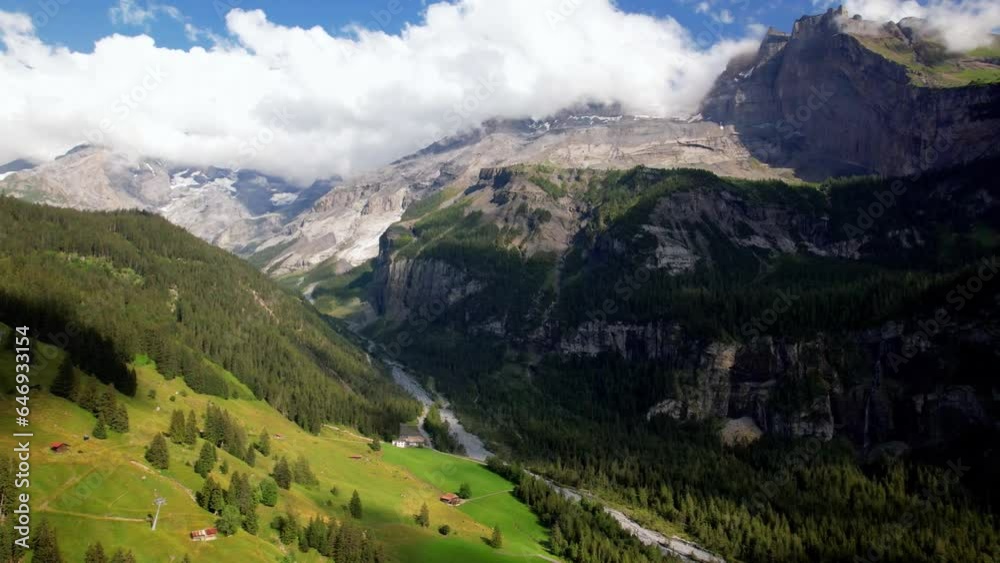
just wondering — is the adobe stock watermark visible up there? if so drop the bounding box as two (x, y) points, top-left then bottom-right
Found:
(748, 82), (836, 166)
(29, 0), (71, 29)
(774, 84), (835, 140)
(584, 259), (655, 325)
(884, 255), (1000, 373)
(83, 64), (168, 147)
(546, 0), (584, 27)
(739, 289), (799, 339)
(842, 130), (955, 241)
(691, 0), (752, 49)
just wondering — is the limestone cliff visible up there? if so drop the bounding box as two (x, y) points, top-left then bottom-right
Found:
(701, 8), (1000, 179)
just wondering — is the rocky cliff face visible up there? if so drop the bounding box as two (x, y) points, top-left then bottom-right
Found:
(559, 317), (997, 447)
(367, 163), (1000, 447)
(253, 112), (797, 275)
(701, 8), (1000, 179)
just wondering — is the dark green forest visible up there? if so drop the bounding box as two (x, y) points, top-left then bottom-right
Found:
(0, 197), (419, 436)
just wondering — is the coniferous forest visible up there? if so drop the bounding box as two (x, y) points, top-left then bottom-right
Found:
(0, 197), (419, 436)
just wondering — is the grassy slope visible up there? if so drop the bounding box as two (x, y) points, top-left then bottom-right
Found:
(381, 448), (550, 560)
(853, 34), (1000, 87)
(0, 348), (554, 562)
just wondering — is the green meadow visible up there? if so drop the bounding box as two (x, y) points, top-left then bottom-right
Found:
(0, 344), (556, 562)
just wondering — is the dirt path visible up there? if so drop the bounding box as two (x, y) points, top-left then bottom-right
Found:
(464, 489), (514, 503)
(131, 460), (196, 502)
(38, 466), (99, 510)
(323, 424), (373, 443)
(42, 509), (146, 523)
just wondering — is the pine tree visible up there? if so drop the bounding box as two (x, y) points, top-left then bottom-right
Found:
(227, 472), (259, 535)
(273, 456), (293, 489)
(78, 379), (99, 412)
(257, 429), (271, 456)
(197, 476), (219, 510)
(184, 410), (198, 445)
(323, 518), (339, 557)
(97, 384), (117, 422)
(278, 513), (299, 545)
(169, 410), (187, 444)
(0, 516), (24, 563)
(245, 444), (256, 467)
(108, 550), (136, 563)
(145, 433), (169, 470)
(220, 460), (229, 475)
(292, 454), (318, 486)
(84, 542), (107, 563)
(417, 502), (430, 528)
(209, 486), (226, 515)
(92, 415), (108, 440)
(550, 523), (567, 555)
(305, 516), (326, 551)
(216, 505), (242, 536)
(459, 482), (472, 499)
(349, 490), (363, 519)
(490, 525), (503, 549)
(259, 478), (279, 507)
(334, 521), (364, 562)
(112, 405), (130, 433)
(50, 357), (79, 399)
(194, 442), (217, 477)
(31, 519), (63, 563)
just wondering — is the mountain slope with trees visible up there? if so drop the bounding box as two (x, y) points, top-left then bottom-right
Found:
(0, 196), (419, 436)
(332, 159), (1000, 563)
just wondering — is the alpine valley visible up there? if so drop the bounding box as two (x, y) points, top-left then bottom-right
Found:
(1, 6), (999, 563)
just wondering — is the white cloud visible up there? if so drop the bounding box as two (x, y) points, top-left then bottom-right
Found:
(843, 0), (1000, 51)
(717, 9), (735, 24)
(109, 0), (182, 27)
(0, 0), (759, 185)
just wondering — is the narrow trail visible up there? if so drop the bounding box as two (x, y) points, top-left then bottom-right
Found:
(38, 467), (98, 511)
(41, 509), (147, 523)
(463, 489), (514, 503)
(323, 424), (373, 443)
(130, 460), (196, 502)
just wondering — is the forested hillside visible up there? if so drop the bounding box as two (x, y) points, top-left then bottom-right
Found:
(343, 161), (1000, 562)
(0, 197), (418, 436)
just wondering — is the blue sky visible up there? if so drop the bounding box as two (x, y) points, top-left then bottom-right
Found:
(0, 0), (819, 52)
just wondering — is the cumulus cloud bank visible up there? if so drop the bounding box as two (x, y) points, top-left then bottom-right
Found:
(0, 0), (758, 185)
(842, 0), (1000, 51)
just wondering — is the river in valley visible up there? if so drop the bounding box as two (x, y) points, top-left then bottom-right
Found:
(363, 338), (725, 563)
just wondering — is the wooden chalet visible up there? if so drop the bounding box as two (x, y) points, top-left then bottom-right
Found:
(392, 424), (427, 448)
(190, 528), (219, 542)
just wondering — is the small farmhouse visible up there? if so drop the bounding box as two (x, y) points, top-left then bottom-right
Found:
(49, 443), (70, 453)
(190, 528), (219, 542)
(392, 424), (427, 448)
(439, 493), (462, 506)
